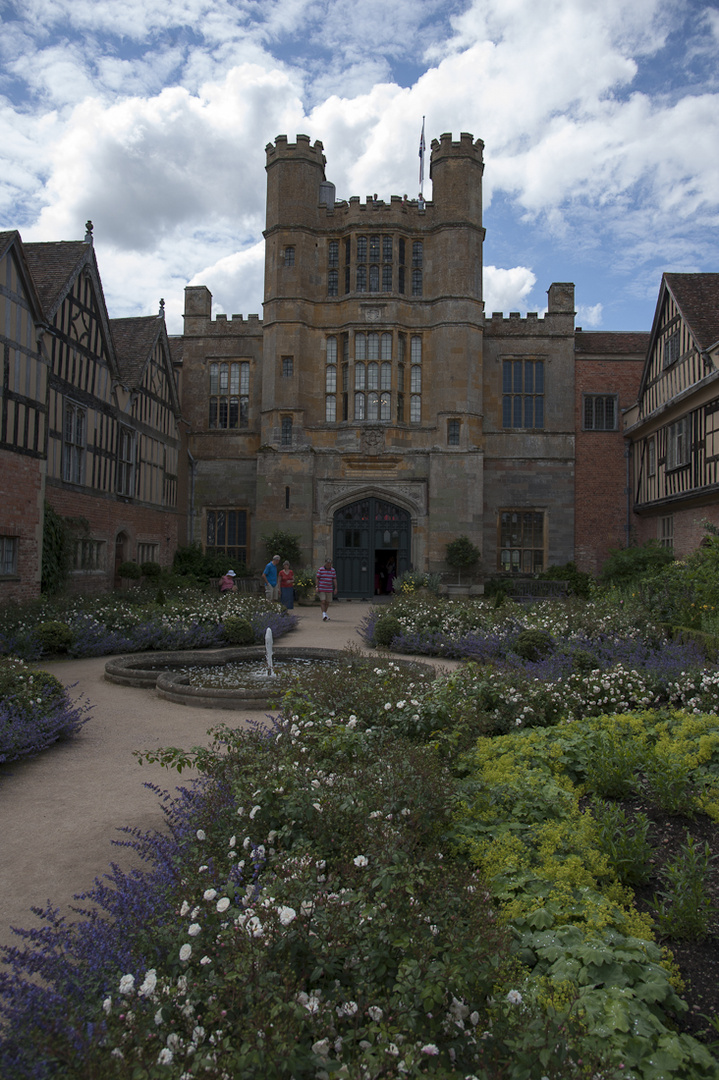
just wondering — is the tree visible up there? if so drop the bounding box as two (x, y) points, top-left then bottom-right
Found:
(261, 529), (304, 568)
(445, 535), (481, 585)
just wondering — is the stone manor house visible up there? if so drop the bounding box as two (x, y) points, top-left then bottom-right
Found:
(2, 131), (719, 600)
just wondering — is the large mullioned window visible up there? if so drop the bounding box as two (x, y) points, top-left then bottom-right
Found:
(499, 510), (545, 573)
(326, 234), (419, 295)
(502, 360), (544, 429)
(206, 509), (247, 564)
(209, 362), (249, 430)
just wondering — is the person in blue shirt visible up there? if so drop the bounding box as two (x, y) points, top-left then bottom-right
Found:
(262, 554), (281, 601)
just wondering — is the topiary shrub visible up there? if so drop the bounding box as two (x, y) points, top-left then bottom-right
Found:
(141, 561), (162, 580)
(513, 628), (553, 662)
(372, 615), (403, 648)
(33, 621), (74, 654)
(222, 617), (255, 645)
(445, 535), (481, 585)
(155, 587), (166, 606)
(118, 560), (142, 580)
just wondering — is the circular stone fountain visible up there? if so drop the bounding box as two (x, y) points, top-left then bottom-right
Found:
(104, 646), (434, 710)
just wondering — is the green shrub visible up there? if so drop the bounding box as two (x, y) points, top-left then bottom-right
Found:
(372, 615), (403, 647)
(172, 543), (248, 585)
(155, 587), (166, 606)
(599, 541), (674, 587)
(513, 627), (553, 661)
(540, 560), (593, 598)
(117, 560), (142, 580)
(140, 560), (162, 580)
(222, 616), (255, 645)
(32, 620), (74, 654)
(261, 528), (303, 568)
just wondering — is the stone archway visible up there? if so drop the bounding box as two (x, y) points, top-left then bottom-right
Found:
(332, 497), (411, 599)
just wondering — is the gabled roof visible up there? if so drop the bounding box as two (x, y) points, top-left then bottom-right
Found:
(22, 238), (119, 379)
(575, 331), (650, 356)
(0, 231), (45, 324)
(664, 273), (719, 352)
(638, 272), (719, 406)
(110, 315), (181, 417)
(22, 241), (92, 317)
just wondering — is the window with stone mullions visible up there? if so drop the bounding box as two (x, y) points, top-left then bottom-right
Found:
(206, 509), (247, 563)
(502, 360), (544, 429)
(209, 361), (249, 429)
(499, 510), (545, 573)
(326, 337), (337, 421)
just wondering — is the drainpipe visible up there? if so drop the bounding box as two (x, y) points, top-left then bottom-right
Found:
(187, 447), (197, 546)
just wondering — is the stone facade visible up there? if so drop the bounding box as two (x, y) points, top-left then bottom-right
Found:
(182, 131), (638, 594)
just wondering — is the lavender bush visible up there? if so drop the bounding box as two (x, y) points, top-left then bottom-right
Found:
(0, 592), (298, 660)
(0, 658), (90, 765)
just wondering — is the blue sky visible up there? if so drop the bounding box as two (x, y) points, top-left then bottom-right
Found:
(1, 0), (718, 334)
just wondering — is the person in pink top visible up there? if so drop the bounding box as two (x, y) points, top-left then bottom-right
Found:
(315, 558), (338, 620)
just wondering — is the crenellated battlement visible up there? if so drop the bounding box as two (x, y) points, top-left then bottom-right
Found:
(265, 134), (326, 170)
(430, 131), (484, 165)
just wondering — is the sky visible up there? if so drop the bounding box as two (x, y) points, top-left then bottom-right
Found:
(1, 0), (718, 336)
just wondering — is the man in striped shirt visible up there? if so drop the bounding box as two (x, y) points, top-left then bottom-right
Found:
(316, 558), (338, 620)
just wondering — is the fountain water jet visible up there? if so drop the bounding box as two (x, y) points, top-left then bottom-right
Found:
(265, 627), (275, 676)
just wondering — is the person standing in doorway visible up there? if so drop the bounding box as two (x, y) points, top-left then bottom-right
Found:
(262, 554), (281, 601)
(279, 560), (294, 609)
(316, 557), (338, 620)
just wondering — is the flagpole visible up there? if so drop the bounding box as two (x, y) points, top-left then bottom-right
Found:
(418, 116), (426, 198)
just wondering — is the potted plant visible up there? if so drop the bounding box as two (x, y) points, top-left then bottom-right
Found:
(294, 568), (317, 604)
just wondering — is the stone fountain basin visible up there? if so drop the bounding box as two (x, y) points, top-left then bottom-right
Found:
(104, 647), (434, 710)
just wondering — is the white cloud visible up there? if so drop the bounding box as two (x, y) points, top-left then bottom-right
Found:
(0, 0), (717, 334)
(577, 303), (603, 328)
(483, 265), (537, 315)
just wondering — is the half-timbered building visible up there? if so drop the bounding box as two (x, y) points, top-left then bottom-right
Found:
(0, 231), (48, 601)
(0, 228), (185, 596)
(624, 274), (719, 556)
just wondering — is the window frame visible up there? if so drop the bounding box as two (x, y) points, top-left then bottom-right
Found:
(582, 393), (618, 432)
(116, 425), (135, 497)
(208, 360), (250, 431)
(498, 509), (546, 574)
(63, 400), (86, 485)
(0, 536), (19, 576)
(502, 359), (545, 430)
(205, 508), (248, 565)
(281, 416), (293, 447)
(666, 416), (690, 470)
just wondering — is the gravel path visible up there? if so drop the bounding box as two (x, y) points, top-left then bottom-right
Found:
(0, 601), (400, 953)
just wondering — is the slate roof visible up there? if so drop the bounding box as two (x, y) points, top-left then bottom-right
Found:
(22, 241), (90, 316)
(664, 273), (719, 351)
(111, 315), (164, 388)
(575, 331), (650, 356)
(0, 230), (19, 258)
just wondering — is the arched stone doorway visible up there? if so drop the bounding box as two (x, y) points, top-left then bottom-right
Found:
(333, 497), (411, 599)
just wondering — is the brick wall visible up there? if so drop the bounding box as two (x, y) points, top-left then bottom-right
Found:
(575, 354), (644, 576)
(46, 483), (180, 596)
(0, 449), (44, 603)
